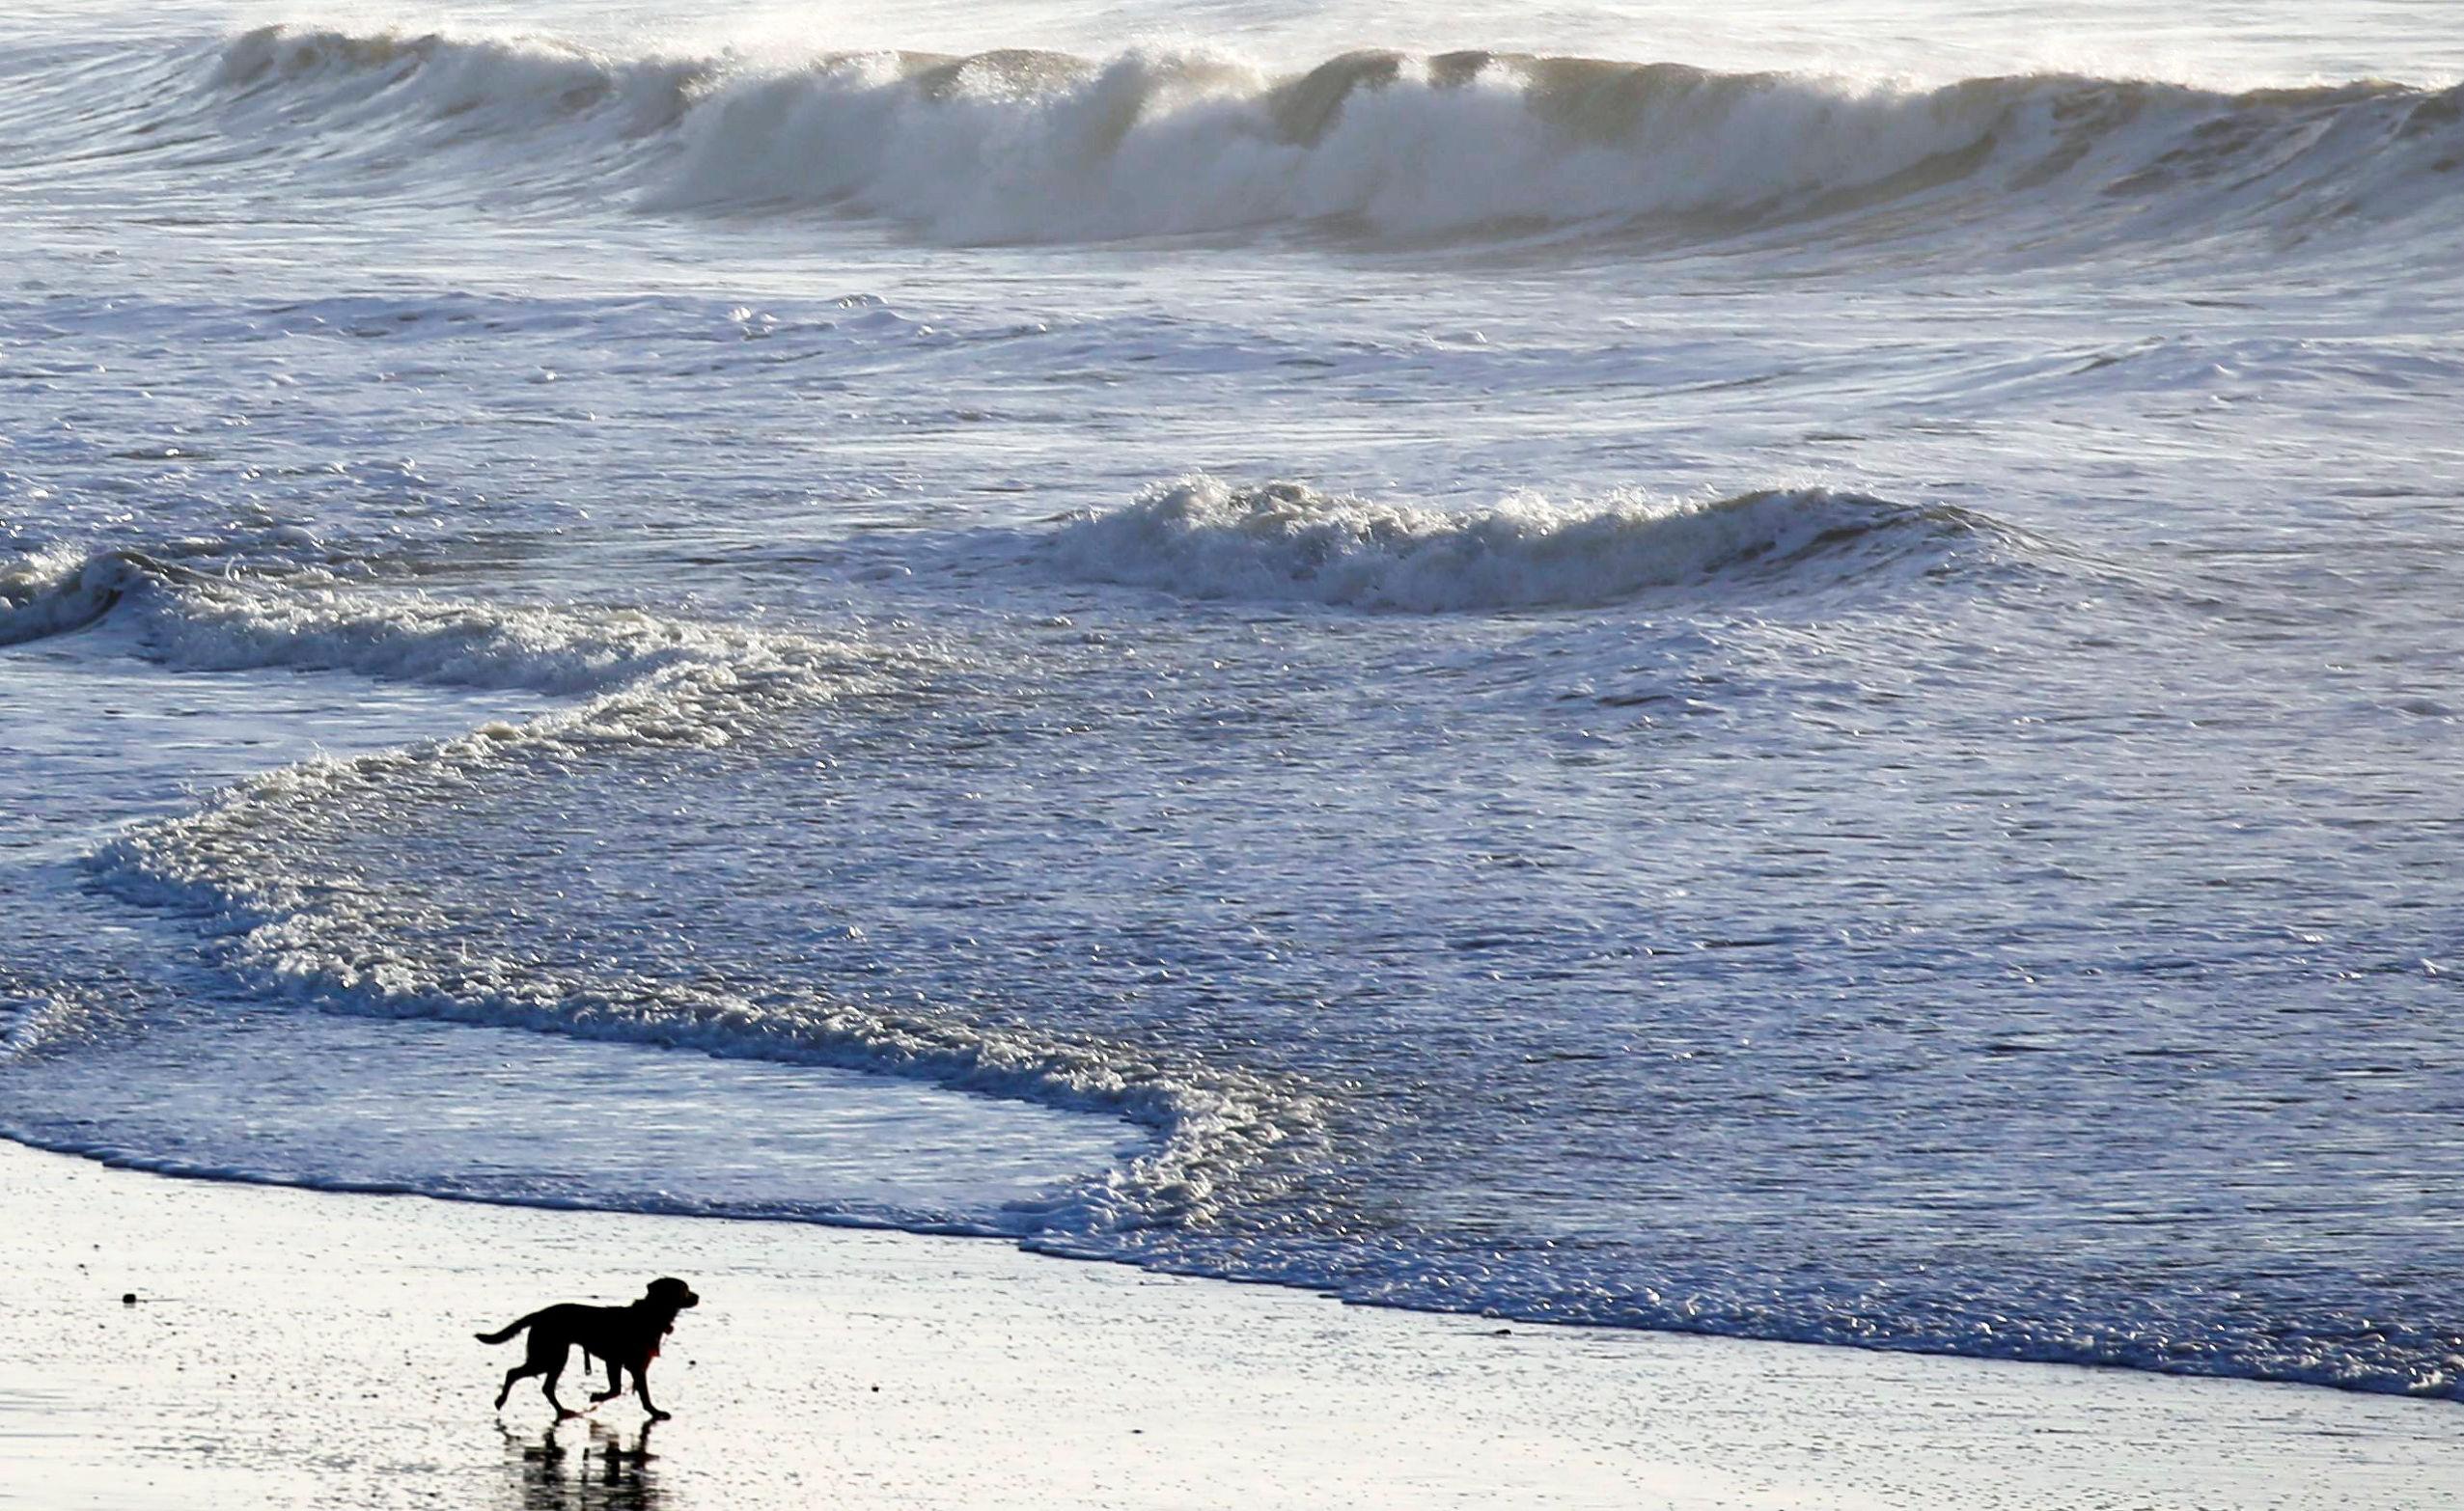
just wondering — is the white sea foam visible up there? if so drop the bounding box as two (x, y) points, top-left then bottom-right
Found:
(3, 553), (1318, 1237)
(1048, 478), (1993, 611)
(97, 759), (1317, 1236)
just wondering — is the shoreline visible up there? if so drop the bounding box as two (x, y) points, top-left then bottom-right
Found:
(6, 1139), (2459, 1510)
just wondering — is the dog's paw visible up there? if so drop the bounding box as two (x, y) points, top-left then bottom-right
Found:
(647, 1409), (673, 1421)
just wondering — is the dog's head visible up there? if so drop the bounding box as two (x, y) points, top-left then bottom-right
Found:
(644, 1277), (700, 1312)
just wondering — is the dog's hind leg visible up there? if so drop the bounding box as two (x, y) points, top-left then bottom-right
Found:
(494, 1363), (531, 1411)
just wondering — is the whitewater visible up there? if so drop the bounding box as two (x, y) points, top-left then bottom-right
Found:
(2, 0), (2460, 1405)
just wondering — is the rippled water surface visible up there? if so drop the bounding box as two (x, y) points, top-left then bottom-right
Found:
(3, 0), (2460, 1400)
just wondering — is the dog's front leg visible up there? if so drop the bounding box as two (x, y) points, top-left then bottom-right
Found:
(589, 1354), (623, 1405)
(632, 1367), (671, 1421)
(542, 1358), (579, 1420)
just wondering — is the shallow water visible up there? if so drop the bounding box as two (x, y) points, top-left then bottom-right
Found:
(3, 0), (2460, 1400)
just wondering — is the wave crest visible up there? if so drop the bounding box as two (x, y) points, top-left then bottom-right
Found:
(0, 545), (884, 709)
(127, 26), (2461, 251)
(1049, 479), (1994, 611)
(0, 546), (144, 647)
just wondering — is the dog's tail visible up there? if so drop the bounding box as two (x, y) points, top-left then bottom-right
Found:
(475, 1310), (547, 1346)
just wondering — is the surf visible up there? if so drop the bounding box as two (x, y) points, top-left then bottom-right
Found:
(1046, 479), (2011, 611)
(14, 22), (2456, 256)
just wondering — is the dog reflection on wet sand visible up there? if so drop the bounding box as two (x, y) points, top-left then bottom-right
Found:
(504, 1419), (661, 1511)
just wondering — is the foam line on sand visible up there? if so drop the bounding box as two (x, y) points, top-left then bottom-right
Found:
(2, 1140), (2457, 1510)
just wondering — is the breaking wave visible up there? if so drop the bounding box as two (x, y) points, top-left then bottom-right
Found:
(0, 543), (897, 715)
(17, 23), (2453, 253)
(1048, 478), (2002, 611)
(1, 546), (135, 646)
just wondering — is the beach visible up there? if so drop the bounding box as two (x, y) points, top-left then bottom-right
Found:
(7, 4), (2464, 1505)
(5, 1140), (2458, 1510)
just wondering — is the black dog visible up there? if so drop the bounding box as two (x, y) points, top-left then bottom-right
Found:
(478, 1277), (700, 1419)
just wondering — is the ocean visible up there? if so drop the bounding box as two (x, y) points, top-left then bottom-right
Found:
(3, 0), (2459, 1402)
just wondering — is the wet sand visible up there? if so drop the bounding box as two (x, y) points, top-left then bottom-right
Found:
(3, 1140), (2457, 1510)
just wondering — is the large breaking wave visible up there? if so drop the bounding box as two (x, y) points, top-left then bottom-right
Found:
(32, 22), (2461, 253)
